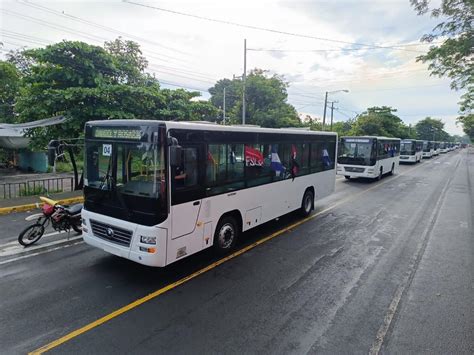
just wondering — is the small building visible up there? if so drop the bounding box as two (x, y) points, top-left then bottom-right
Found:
(0, 116), (67, 173)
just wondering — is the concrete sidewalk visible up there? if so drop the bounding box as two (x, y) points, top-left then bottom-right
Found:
(0, 190), (83, 215)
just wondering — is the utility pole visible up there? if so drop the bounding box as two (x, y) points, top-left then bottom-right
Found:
(223, 87), (226, 124)
(242, 38), (247, 125)
(322, 91), (328, 130)
(330, 101), (336, 131)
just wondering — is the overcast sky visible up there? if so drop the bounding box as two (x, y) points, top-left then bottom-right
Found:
(0, 0), (466, 135)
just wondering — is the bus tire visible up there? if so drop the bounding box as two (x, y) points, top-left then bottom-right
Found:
(377, 168), (383, 181)
(300, 189), (314, 217)
(213, 216), (239, 255)
(344, 176), (351, 180)
(389, 163), (395, 175)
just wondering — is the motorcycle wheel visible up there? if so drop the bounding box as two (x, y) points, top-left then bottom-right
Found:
(71, 222), (82, 235)
(18, 223), (45, 247)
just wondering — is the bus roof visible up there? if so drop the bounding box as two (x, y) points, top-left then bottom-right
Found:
(86, 119), (337, 137)
(340, 135), (400, 141)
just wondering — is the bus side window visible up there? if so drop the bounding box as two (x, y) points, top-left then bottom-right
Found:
(174, 147), (198, 188)
(322, 137), (336, 170)
(378, 142), (386, 159)
(206, 143), (245, 195)
(310, 142), (322, 173)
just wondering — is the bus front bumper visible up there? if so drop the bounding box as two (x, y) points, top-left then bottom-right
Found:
(82, 209), (168, 267)
(400, 155), (417, 162)
(336, 165), (377, 178)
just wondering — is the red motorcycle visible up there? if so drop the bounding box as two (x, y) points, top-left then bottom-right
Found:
(18, 196), (83, 247)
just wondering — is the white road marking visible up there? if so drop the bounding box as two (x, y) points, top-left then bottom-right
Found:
(0, 240), (84, 266)
(0, 231), (65, 257)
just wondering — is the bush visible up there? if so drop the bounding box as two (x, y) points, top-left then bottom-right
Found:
(18, 185), (61, 197)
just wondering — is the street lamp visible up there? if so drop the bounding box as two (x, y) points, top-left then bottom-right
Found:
(323, 89), (349, 130)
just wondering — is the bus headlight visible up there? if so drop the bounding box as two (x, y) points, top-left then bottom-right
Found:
(140, 236), (157, 245)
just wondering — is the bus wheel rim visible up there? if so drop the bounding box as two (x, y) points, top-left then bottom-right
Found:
(218, 223), (234, 249)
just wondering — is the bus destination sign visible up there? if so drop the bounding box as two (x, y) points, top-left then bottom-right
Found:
(93, 127), (142, 140)
(344, 138), (370, 143)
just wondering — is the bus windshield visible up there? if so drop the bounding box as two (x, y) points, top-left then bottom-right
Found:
(83, 133), (167, 226)
(400, 142), (414, 155)
(85, 141), (165, 198)
(338, 138), (374, 166)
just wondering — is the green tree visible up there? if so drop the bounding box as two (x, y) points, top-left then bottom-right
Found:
(158, 89), (218, 121)
(0, 61), (20, 123)
(457, 113), (474, 140)
(411, 0), (473, 130)
(415, 117), (450, 141)
(6, 48), (35, 76)
(15, 40), (166, 149)
(104, 37), (149, 85)
(208, 78), (241, 116)
(349, 106), (410, 137)
(330, 120), (354, 136)
(209, 69), (301, 127)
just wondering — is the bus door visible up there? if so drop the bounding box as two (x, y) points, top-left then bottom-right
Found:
(170, 144), (205, 240)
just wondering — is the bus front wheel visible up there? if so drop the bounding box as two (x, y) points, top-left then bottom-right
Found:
(213, 216), (239, 255)
(300, 189), (314, 217)
(389, 163), (395, 175)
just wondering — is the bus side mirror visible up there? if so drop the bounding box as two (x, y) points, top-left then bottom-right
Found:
(47, 140), (59, 166)
(170, 145), (182, 166)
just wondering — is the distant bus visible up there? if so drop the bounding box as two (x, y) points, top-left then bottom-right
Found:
(400, 139), (423, 163)
(439, 142), (448, 153)
(337, 136), (401, 180)
(433, 142), (440, 156)
(81, 120), (337, 267)
(422, 140), (434, 158)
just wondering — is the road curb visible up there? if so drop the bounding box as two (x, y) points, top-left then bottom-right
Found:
(0, 196), (84, 215)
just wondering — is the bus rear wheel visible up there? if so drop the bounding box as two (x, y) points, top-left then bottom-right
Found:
(344, 176), (351, 180)
(213, 216), (239, 255)
(300, 189), (314, 217)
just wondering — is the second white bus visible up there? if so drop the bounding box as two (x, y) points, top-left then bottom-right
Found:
(400, 139), (423, 163)
(337, 136), (401, 180)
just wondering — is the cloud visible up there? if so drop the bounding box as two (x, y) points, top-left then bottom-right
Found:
(0, 0), (463, 134)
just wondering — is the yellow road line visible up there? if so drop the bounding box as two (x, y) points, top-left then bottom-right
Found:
(0, 196), (84, 216)
(29, 162), (427, 355)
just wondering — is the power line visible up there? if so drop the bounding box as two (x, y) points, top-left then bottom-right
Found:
(124, 0), (433, 53)
(2, 8), (183, 65)
(248, 46), (426, 54)
(333, 108), (354, 119)
(0, 32), (219, 88)
(0, 30), (52, 45)
(348, 83), (447, 93)
(2, 9), (108, 42)
(158, 80), (209, 93)
(18, 0), (191, 59)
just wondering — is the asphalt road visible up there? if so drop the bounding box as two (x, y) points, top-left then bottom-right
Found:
(0, 150), (472, 355)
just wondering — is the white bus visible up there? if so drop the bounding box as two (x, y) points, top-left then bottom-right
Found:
(433, 142), (440, 156)
(422, 140), (434, 158)
(400, 139), (423, 163)
(439, 142), (449, 153)
(337, 136), (400, 180)
(81, 120), (337, 267)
